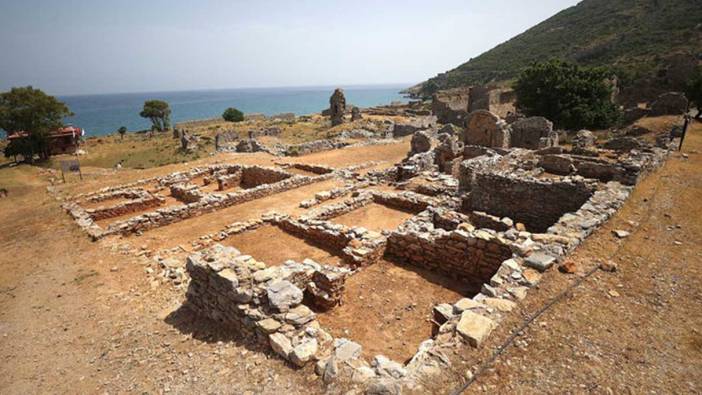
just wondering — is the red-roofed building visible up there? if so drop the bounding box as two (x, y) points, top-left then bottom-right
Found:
(7, 126), (84, 155)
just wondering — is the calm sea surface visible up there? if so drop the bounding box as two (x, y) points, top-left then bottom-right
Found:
(59, 85), (409, 137)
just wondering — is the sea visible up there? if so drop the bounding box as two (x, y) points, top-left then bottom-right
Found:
(59, 84), (410, 137)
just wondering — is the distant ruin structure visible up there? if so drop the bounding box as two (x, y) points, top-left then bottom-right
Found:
(351, 106), (362, 121)
(329, 88), (346, 126)
(463, 110), (511, 148)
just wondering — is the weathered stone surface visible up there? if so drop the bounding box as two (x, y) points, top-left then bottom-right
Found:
(392, 116), (437, 137)
(290, 338), (318, 367)
(333, 338), (362, 362)
(410, 130), (432, 155)
(456, 310), (496, 347)
(351, 106), (362, 121)
(256, 318), (282, 334)
(329, 88), (346, 126)
(453, 298), (482, 313)
(284, 304), (316, 326)
(524, 252), (556, 272)
(483, 297), (516, 312)
(432, 88), (470, 126)
(269, 333), (293, 358)
(612, 229), (630, 239)
(267, 280), (303, 312)
(463, 110), (510, 148)
(510, 116), (557, 149)
(372, 355), (407, 378)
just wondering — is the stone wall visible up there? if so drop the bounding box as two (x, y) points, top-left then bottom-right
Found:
(432, 88), (470, 126)
(284, 139), (349, 156)
(241, 166), (292, 188)
(170, 183), (205, 203)
(463, 110), (510, 148)
(185, 244), (350, 366)
(386, 212), (513, 287)
(467, 173), (596, 233)
(88, 193), (165, 221)
(104, 173), (317, 237)
(217, 170), (243, 191)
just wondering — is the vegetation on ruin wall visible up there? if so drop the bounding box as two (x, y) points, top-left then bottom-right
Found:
(415, 0), (702, 96)
(514, 60), (620, 130)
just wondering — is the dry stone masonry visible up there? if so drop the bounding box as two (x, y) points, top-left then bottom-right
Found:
(60, 111), (685, 393)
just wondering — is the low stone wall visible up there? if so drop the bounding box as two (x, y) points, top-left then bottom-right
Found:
(538, 148), (669, 186)
(88, 193), (165, 221)
(104, 173), (316, 237)
(386, 211), (513, 286)
(284, 139), (349, 156)
(275, 217), (386, 267)
(286, 163), (335, 175)
(217, 170), (243, 191)
(466, 173), (596, 233)
(241, 166), (292, 188)
(170, 183), (204, 203)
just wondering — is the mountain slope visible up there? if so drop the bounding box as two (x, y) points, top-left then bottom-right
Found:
(414, 0), (702, 97)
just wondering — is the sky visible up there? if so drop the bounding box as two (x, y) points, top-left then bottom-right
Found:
(0, 0), (581, 96)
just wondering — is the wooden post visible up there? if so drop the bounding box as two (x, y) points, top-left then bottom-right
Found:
(679, 115), (690, 151)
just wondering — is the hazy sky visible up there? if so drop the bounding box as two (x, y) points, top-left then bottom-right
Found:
(0, 0), (580, 96)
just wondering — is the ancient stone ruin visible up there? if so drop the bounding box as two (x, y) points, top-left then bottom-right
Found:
(329, 88), (346, 126)
(463, 110), (511, 148)
(60, 110), (685, 392)
(351, 106), (362, 121)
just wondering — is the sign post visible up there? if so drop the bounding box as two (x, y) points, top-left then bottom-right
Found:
(60, 159), (82, 182)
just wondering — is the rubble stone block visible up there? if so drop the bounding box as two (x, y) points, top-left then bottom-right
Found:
(456, 310), (496, 347)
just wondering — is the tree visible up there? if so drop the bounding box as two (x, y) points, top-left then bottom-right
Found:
(0, 86), (73, 161)
(222, 107), (244, 122)
(139, 100), (171, 132)
(685, 67), (702, 119)
(514, 60), (620, 130)
(117, 126), (127, 140)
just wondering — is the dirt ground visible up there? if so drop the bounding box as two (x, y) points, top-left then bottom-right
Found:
(222, 225), (346, 267)
(317, 259), (473, 364)
(329, 203), (416, 233)
(1, 124), (701, 394)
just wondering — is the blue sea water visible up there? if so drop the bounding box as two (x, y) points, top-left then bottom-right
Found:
(59, 84), (410, 137)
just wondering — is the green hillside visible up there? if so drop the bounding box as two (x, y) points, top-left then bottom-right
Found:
(414, 0), (702, 97)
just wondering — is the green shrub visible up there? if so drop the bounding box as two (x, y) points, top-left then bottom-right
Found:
(514, 60), (620, 130)
(222, 107), (244, 122)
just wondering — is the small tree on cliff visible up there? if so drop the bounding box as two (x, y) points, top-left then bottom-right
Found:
(685, 67), (702, 119)
(139, 100), (171, 132)
(222, 107), (244, 122)
(0, 86), (73, 161)
(117, 126), (127, 140)
(514, 60), (620, 130)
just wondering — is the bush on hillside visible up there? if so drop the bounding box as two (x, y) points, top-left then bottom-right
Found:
(514, 60), (620, 130)
(222, 107), (244, 122)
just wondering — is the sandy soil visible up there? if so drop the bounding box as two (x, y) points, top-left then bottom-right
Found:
(317, 259), (473, 363)
(330, 203), (416, 233)
(222, 225), (345, 267)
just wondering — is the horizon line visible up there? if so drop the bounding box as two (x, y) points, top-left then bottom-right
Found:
(53, 82), (417, 98)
